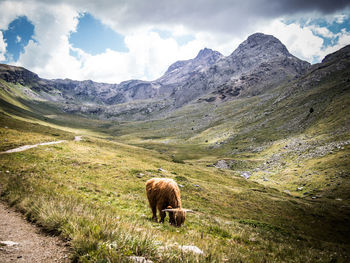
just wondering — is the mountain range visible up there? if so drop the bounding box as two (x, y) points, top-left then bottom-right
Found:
(0, 33), (312, 119)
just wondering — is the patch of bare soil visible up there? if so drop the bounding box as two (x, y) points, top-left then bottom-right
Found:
(0, 202), (71, 262)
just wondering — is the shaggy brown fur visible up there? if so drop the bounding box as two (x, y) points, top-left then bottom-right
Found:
(146, 178), (186, 226)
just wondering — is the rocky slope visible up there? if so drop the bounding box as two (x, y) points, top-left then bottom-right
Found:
(0, 33), (311, 119)
(0, 64), (39, 86)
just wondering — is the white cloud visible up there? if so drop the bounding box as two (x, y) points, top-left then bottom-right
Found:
(0, 1), (25, 29)
(258, 19), (350, 63)
(68, 25), (248, 83)
(68, 30), (207, 83)
(72, 29), (246, 83)
(259, 19), (324, 62)
(308, 25), (336, 39)
(6, 2), (82, 80)
(65, 0), (350, 37)
(334, 14), (348, 24)
(16, 35), (21, 43)
(0, 31), (7, 61)
(0, 0), (349, 83)
(322, 29), (350, 56)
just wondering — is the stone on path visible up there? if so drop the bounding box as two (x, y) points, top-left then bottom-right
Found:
(129, 256), (153, 263)
(179, 245), (204, 255)
(0, 241), (19, 246)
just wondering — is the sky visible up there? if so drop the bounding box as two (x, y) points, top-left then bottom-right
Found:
(0, 0), (349, 84)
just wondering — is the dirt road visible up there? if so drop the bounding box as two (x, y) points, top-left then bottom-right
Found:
(0, 202), (71, 262)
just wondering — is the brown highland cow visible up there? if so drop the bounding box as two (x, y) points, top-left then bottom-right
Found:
(146, 178), (192, 227)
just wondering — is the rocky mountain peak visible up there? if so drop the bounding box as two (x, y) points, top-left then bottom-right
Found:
(160, 48), (223, 85)
(164, 48), (223, 76)
(195, 48), (223, 60)
(215, 32), (309, 77)
(232, 32), (290, 58)
(206, 32), (310, 101)
(193, 48), (224, 68)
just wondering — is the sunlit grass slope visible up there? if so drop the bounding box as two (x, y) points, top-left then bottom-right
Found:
(1, 127), (349, 262)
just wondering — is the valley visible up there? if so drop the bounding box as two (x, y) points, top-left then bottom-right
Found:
(0, 33), (349, 262)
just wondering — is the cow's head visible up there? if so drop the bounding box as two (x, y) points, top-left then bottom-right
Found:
(162, 207), (193, 227)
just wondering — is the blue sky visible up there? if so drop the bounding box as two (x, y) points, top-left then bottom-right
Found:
(1, 16), (35, 62)
(0, 0), (349, 83)
(69, 13), (128, 55)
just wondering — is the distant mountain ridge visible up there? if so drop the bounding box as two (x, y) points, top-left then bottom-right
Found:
(0, 33), (311, 118)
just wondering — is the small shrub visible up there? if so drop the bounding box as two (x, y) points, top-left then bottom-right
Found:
(175, 175), (188, 182)
(208, 225), (232, 239)
(172, 157), (185, 164)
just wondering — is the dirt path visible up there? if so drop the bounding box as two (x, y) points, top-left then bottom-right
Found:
(0, 136), (82, 154)
(0, 136), (82, 261)
(0, 202), (71, 262)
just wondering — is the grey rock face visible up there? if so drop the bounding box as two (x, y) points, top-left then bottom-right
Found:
(274, 44), (350, 109)
(154, 47), (224, 107)
(159, 47), (223, 85)
(0, 64), (39, 85)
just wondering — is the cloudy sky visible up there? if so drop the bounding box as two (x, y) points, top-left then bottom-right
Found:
(0, 0), (349, 83)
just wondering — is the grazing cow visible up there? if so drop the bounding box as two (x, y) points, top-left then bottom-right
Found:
(146, 178), (191, 227)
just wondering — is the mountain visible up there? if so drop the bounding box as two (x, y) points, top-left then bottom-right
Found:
(205, 33), (310, 100)
(0, 33), (310, 119)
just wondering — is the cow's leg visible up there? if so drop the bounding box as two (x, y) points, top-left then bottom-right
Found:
(159, 209), (166, 223)
(168, 211), (175, 225)
(147, 193), (158, 222)
(151, 205), (157, 222)
(157, 203), (166, 223)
